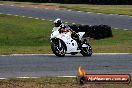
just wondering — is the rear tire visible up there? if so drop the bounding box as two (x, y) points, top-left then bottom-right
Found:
(80, 44), (92, 56)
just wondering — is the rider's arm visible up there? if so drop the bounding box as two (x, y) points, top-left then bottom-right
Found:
(59, 28), (69, 33)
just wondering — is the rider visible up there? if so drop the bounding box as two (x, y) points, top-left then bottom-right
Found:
(53, 18), (70, 32)
(53, 18), (82, 48)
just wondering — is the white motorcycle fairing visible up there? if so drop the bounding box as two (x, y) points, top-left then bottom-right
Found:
(51, 30), (78, 53)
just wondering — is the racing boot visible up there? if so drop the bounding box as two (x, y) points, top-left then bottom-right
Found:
(77, 39), (82, 49)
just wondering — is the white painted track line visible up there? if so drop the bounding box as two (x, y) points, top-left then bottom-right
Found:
(10, 5), (14, 6)
(67, 9), (72, 11)
(0, 74), (132, 80)
(87, 12), (92, 14)
(34, 7), (38, 8)
(0, 78), (7, 80)
(0, 4), (132, 18)
(0, 76), (76, 80)
(0, 53), (131, 56)
(72, 23), (75, 24)
(77, 11), (82, 12)
(7, 14), (12, 15)
(55, 9), (59, 10)
(28, 17), (33, 18)
(49, 20), (53, 21)
(14, 15), (18, 16)
(16, 77), (39, 79)
(22, 16), (26, 17)
(65, 22), (68, 24)
(57, 76), (76, 77)
(85, 11), (132, 18)
(109, 14), (114, 15)
(114, 28), (119, 29)
(124, 29), (128, 31)
(97, 13), (102, 14)
(20, 6), (24, 7)
(41, 19), (45, 20)
(0, 13), (57, 23)
(35, 18), (39, 19)
(94, 53), (131, 55)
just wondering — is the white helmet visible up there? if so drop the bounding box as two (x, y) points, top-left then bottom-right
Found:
(54, 18), (62, 27)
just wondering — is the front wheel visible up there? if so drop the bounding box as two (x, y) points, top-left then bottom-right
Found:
(80, 44), (92, 56)
(51, 40), (66, 57)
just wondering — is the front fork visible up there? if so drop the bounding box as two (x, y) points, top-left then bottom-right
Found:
(58, 39), (62, 48)
(51, 38), (62, 50)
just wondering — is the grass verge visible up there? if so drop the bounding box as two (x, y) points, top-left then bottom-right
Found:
(0, 77), (132, 88)
(0, 1), (132, 16)
(0, 14), (53, 54)
(0, 14), (132, 54)
(91, 29), (132, 53)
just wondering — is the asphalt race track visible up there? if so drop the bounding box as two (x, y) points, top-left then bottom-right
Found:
(0, 5), (132, 29)
(0, 54), (132, 78)
(0, 5), (132, 78)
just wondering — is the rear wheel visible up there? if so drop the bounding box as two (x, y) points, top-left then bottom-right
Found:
(51, 39), (66, 57)
(80, 44), (92, 56)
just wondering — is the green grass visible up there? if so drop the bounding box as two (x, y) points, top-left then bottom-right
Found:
(0, 1), (37, 5)
(0, 77), (132, 88)
(0, 14), (52, 46)
(8, 77), (76, 84)
(0, 77), (76, 88)
(0, 14), (132, 54)
(92, 29), (132, 53)
(0, 1), (132, 16)
(0, 14), (53, 54)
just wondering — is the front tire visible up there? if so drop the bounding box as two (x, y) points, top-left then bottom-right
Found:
(80, 44), (92, 56)
(51, 40), (66, 57)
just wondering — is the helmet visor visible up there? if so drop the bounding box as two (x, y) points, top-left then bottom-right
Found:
(54, 23), (61, 27)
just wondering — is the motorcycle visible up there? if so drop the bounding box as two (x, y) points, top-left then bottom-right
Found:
(50, 27), (92, 57)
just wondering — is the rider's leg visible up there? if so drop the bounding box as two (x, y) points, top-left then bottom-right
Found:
(71, 32), (82, 48)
